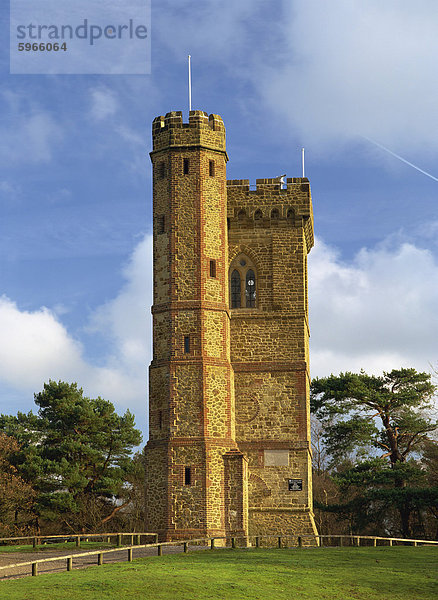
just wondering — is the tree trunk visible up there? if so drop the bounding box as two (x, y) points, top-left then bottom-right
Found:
(399, 504), (412, 539)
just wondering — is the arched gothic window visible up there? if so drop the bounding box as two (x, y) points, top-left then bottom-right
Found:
(231, 269), (241, 308)
(229, 255), (257, 309)
(245, 269), (256, 307)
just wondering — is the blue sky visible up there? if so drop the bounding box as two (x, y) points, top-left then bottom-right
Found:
(1, 1), (437, 443)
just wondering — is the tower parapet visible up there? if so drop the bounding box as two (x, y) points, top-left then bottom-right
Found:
(227, 177), (314, 251)
(151, 111), (227, 154)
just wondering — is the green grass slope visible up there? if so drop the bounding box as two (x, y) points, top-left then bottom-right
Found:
(1, 547), (437, 600)
(0, 541), (115, 553)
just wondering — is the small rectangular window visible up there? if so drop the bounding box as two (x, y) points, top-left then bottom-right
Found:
(183, 158), (189, 174)
(209, 160), (215, 177)
(157, 215), (165, 234)
(184, 466), (191, 486)
(209, 260), (216, 278)
(184, 336), (190, 354)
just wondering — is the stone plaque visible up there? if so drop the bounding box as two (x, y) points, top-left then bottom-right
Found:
(288, 479), (303, 491)
(264, 450), (289, 466)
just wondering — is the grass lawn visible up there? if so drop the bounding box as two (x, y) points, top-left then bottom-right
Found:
(1, 546), (437, 600)
(0, 541), (115, 553)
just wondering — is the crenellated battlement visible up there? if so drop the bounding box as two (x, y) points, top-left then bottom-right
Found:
(151, 110), (226, 154)
(226, 177), (313, 250)
(227, 177), (309, 192)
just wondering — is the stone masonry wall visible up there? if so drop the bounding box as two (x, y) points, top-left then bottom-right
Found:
(227, 178), (317, 540)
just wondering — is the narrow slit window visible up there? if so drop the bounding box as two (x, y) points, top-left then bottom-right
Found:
(158, 162), (166, 179)
(157, 215), (165, 234)
(184, 336), (190, 354)
(184, 466), (191, 486)
(210, 260), (216, 278)
(246, 269), (256, 308)
(209, 160), (215, 177)
(183, 158), (189, 174)
(158, 410), (163, 429)
(231, 269), (241, 308)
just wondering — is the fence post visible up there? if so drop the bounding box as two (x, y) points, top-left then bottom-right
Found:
(373, 538), (377, 547)
(278, 536), (282, 549)
(231, 537), (236, 549)
(413, 541), (417, 547)
(130, 534), (134, 545)
(136, 534), (140, 545)
(128, 548), (133, 562)
(32, 562), (38, 577)
(117, 534), (122, 547)
(210, 538), (215, 550)
(67, 557), (72, 571)
(157, 544), (162, 556)
(389, 539), (393, 547)
(255, 536), (260, 548)
(298, 536), (302, 548)
(33, 537), (37, 549)
(183, 542), (188, 553)
(98, 553), (103, 566)
(76, 536), (81, 548)
(339, 536), (343, 547)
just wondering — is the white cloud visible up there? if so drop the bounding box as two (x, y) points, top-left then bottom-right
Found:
(90, 87), (119, 120)
(309, 238), (438, 377)
(0, 235), (153, 433)
(259, 1), (438, 153)
(87, 235), (153, 407)
(0, 296), (86, 390)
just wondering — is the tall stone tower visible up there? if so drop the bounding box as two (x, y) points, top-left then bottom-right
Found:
(145, 110), (317, 542)
(145, 111), (247, 541)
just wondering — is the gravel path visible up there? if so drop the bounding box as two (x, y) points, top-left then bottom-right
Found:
(0, 544), (205, 580)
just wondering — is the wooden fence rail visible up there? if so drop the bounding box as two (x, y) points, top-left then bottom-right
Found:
(0, 532), (158, 549)
(0, 533), (436, 579)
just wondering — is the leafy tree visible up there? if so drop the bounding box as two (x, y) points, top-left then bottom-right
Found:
(311, 368), (438, 538)
(0, 381), (142, 533)
(0, 433), (36, 535)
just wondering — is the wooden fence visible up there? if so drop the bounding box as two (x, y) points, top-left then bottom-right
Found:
(0, 532), (158, 549)
(0, 533), (436, 579)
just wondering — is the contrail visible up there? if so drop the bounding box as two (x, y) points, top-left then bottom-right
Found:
(363, 136), (438, 182)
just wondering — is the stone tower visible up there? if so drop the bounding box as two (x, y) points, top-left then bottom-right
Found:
(145, 110), (317, 542)
(145, 111), (247, 541)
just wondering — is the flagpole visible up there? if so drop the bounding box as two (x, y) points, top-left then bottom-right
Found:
(188, 55), (192, 113)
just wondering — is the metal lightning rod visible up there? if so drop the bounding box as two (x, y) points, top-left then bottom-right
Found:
(188, 54), (192, 113)
(301, 148), (305, 177)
